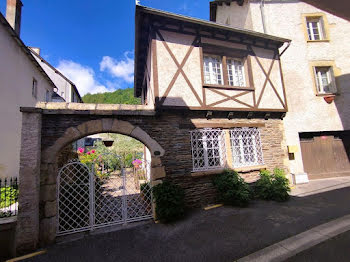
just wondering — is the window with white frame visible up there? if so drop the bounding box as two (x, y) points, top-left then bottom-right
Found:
(190, 128), (226, 171)
(230, 128), (264, 168)
(306, 17), (325, 41)
(203, 55), (223, 85)
(313, 66), (337, 94)
(32, 78), (37, 98)
(227, 58), (246, 87)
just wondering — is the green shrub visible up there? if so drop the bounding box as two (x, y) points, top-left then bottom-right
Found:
(212, 169), (252, 207)
(140, 182), (151, 201)
(254, 168), (290, 202)
(152, 181), (185, 223)
(0, 185), (18, 208)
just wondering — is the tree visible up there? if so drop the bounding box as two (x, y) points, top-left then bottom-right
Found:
(82, 88), (141, 104)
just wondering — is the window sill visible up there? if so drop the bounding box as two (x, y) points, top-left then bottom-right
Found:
(232, 165), (267, 173)
(307, 39), (330, 43)
(316, 93), (337, 97)
(190, 165), (267, 177)
(191, 168), (225, 177)
(203, 84), (254, 91)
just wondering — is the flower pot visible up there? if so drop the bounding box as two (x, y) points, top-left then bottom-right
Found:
(324, 95), (335, 104)
(103, 140), (114, 147)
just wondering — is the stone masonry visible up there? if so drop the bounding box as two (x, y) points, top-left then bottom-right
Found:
(17, 103), (289, 253)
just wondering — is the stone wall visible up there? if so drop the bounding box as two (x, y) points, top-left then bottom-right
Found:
(40, 111), (288, 208)
(17, 107), (288, 253)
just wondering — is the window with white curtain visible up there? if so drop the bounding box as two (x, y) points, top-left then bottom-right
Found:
(190, 128), (226, 171)
(227, 58), (246, 87)
(203, 55), (223, 85)
(230, 128), (264, 168)
(314, 66), (337, 94)
(306, 17), (325, 40)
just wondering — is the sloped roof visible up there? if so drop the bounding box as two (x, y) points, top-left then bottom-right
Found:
(0, 12), (57, 90)
(28, 47), (82, 102)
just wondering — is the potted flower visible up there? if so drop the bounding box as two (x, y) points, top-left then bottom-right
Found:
(132, 159), (142, 169)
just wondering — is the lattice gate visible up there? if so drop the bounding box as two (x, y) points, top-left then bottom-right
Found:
(57, 158), (152, 236)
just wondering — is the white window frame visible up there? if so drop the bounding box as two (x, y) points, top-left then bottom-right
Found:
(313, 66), (337, 94)
(230, 127), (264, 168)
(190, 128), (226, 172)
(227, 58), (246, 87)
(32, 78), (37, 98)
(306, 17), (324, 40)
(203, 55), (223, 85)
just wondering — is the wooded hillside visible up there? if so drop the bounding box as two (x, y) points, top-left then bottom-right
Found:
(82, 88), (141, 104)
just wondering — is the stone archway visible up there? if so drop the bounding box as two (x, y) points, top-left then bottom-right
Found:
(16, 111), (166, 254)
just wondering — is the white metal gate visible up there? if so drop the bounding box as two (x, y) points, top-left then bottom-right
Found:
(57, 158), (152, 236)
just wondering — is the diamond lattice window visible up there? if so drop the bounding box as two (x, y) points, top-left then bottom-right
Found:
(230, 128), (264, 168)
(190, 128), (226, 171)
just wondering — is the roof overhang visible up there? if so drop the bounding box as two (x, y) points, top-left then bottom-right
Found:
(134, 5), (290, 97)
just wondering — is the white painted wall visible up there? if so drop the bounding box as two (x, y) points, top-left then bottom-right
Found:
(216, 0), (350, 174)
(30, 51), (81, 103)
(153, 30), (285, 110)
(0, 22), (55, 179)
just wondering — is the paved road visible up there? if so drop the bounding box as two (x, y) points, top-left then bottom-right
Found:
(25, 181), (350, 262)
(286, 230), (350, 262)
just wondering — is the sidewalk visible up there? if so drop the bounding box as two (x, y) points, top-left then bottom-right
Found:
(238, 214), (350, 262)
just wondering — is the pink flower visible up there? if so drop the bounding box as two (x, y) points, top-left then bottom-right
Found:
(78, 147), (84, 154)
(91, 150), (96, 154)
(87, 152), (91, 155)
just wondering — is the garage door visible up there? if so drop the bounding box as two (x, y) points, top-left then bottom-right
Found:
(300, 132), (350, 180)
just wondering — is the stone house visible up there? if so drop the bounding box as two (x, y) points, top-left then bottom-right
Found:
(15, 4), (294, 253)
(134, 4), (291, 197)
(210, 0), (350, 182)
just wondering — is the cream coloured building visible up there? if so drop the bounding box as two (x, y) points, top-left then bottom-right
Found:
(211, 0), (350, 181)
(0, 1), (56, 179)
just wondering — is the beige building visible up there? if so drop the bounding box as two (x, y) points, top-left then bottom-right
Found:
(0, 1), (56, 179)
(211, 0), (350, 181)
(28, 47), (82, 103)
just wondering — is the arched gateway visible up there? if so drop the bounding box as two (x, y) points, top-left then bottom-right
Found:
(16, 103), (166, 254)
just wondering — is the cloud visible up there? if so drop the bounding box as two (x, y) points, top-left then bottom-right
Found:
(57, 60), (108, 95)
(100, 52), (134, 83)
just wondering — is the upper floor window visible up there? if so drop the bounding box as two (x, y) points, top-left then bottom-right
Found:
(313, 66), (337, 94)
(203, 54), (247, 87)
(32, 78), (37, 98)
(204, 55), (223, 85)
(306, 17), (325, 41)
(227, 58), (245, 87)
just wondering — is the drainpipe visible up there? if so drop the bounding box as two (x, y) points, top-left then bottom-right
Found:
(260, 0), (267, 33)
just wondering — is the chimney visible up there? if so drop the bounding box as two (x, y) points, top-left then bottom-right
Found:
(6, 0), (23, 36)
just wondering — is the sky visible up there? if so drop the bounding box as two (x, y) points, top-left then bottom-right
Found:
(0, 0), (211, 96)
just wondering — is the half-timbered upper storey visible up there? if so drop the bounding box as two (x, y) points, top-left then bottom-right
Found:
(134, 5), (291, 114)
